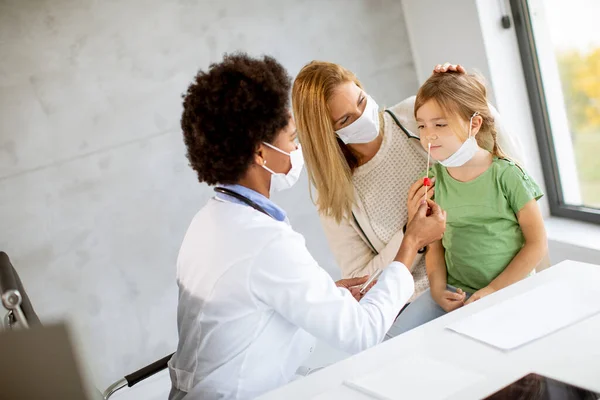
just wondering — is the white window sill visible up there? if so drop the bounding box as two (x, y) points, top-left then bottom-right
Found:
(545, 217), (600, 252)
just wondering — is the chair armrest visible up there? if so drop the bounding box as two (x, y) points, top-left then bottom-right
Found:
(103, 352), (174, 399)
(125, 352), (174, 387)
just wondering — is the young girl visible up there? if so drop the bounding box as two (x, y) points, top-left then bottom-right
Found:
(393, 71), (548, 334)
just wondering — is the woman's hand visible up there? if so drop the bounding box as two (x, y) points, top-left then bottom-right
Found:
(407, 177), (435, 225)
(464, 286), (496, 305)
(432, 287), (466, 312)
(335, 276), (375, 301)
(433, 63), (466, 74)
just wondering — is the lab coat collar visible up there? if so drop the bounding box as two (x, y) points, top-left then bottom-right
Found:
(216, 184), (288, 222)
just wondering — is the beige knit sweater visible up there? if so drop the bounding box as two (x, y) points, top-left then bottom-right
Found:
(320, 96), (527, 300)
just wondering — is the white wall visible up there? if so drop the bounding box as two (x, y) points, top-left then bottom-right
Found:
(0, 0), (419, 389)
(402, 0), (493, 90)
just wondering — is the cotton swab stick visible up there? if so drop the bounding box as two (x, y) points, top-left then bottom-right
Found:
(359, 269), (383, 294)
(423, 143), (432, 202)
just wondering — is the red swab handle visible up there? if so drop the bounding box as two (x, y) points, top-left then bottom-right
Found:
(423, 177), (432, 187)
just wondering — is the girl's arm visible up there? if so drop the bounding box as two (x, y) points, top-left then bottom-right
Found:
(466, 199), (547, 304)
(427, 240), (466, 311)
(426, 240), (446, 292)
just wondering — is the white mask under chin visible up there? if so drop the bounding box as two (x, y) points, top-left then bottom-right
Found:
(438, 112), (480, 168)
(335, 95), (380, 144)
(261, 143), (304, 192)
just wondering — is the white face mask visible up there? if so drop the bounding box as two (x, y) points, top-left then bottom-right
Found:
(261, 142), (304, 192)
(335, 94), (380, 144)
(438, 112), (480, 168)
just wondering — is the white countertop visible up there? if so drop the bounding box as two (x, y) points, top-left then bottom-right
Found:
(259, 260), (600, 399)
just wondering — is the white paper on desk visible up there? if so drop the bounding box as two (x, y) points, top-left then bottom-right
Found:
(343, 355), (484, 400)
(447, 280), (600, 351)
(311, 384), (374, 400)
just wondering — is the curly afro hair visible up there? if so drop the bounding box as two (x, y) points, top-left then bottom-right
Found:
(181, 53), (292, 185)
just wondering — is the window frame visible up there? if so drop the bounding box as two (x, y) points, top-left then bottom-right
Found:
(510, 0), (600, 224)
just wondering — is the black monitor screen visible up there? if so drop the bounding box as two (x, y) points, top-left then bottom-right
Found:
(485, 373), (600, 400)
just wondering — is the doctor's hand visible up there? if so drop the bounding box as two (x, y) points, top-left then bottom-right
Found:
(405, 199), (447, 249)
(335, 276), (374, 301)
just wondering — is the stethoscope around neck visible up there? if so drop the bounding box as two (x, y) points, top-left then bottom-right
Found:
(213, 186), (272, 219)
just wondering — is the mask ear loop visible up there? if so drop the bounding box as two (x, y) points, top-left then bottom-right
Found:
(262, 164), (277, 175)
(468, 112), (480, 138)
(260, 141), (290, 175)
(262, 141), (291, 156)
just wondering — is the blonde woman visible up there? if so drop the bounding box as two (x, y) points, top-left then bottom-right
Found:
(292, 62), (526, 337)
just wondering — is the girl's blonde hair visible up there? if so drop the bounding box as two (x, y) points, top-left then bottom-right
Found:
(414, 72), (508, 160)
(292, 61), (364, 223)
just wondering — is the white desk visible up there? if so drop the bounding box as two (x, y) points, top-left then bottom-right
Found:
(259, 260), (600, 399)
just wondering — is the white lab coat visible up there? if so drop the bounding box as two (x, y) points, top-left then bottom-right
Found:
(168, 198), (415, 400)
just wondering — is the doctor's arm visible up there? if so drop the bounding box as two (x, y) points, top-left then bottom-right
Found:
(252, 201), (445, 354)
(251, 238), (413, 354)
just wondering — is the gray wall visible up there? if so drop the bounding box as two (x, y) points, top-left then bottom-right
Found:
(0, 0), (419, 389)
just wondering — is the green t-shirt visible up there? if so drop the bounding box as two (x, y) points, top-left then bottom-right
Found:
(428, 158), (543, 293)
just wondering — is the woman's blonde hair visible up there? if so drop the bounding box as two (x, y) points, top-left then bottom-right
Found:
(292, 61), (364, 223)
(414, 72), (508, 159)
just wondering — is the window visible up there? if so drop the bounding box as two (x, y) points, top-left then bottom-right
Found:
(511, 0), (600, 223)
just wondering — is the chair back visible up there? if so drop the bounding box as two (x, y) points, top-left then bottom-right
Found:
(0, 251), (41, 329)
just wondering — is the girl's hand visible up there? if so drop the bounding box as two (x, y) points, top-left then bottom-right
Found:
(433, 63), (466, 74)
(465, 286), (496, 305)
(432, 287), (466, 312)
(407, 177), (435, 225)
